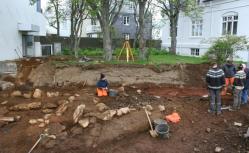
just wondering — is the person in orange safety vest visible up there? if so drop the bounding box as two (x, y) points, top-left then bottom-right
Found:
(96, 73), (108, 97)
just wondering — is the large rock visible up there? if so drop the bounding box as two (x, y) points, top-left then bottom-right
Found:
(56, 103), (68, 116)
(73, 104), (86, 123)
(96, 103), (109, 112)
(9, 102), (41, 111)
(78, 118), (90, 128)
(23, 93), (32, 99)
(101, 110), (116, 121)
(33, 89), (42, 99)
(0, 81), (14, 91)
(11, 90), (22, 97)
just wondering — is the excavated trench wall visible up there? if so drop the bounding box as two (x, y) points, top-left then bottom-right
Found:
(27, 62), (208, 87)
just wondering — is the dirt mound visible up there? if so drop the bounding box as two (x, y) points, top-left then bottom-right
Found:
(27, 63), (208, 87)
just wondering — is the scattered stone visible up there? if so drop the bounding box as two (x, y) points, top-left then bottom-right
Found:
(15, 115), (21, 121)
(79, 118), (90, 128)
(42, 109), (54, 114)
(1, 101), (8, 105)
(9, 102), (42, 111)
(43, 103), (58, 109)
(47, 123), (66, 135)
(136, 89), (142, 94)
(44, 114), (52, 120)
(158, 105), (165, 112)
(93, 97), (100, 104)
(194, 147), (200, 152)
(203, 140), (208, 143)
(47, 92), (59, 98)
(0, 117), (15, 122)
(234, 122), (242, 127)
(75, 94), (80, 97)
(56, 103), (68, 116)
(37, 118), (44, 122)
(11, 90), (22, 97)
(33, 89), (42, 99)
(38, 123), (46, 128)
(23, 93), (32, 99)
(117, 86), (125, 92)
(73, 104), (86, 123)
(119, 107), (130, 114)
(96, 103), (109, 112)
(45, 120), (50, 125)
(206, 127), (211, 133)
(101, 110), (116, 121)
(214, 146), (223, 152)
(145, 105), (153, 111)
(181, 137), (187, 142)
(154, 96), (161, 99)
(89, 117), (97, 124)
(29, 119), (38, 125)
(68, 96), (75, 102)
(0, 81), (14, 91)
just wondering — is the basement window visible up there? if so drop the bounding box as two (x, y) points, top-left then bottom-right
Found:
(191, 48), (200, 56)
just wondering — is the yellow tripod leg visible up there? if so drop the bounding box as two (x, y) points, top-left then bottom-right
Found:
(118, 42), (126, 61)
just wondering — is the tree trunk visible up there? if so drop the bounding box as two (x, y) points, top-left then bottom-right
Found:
(138, 0), (147, 60)
(169, 16), (178, 55)
(102, 25), (112, 61)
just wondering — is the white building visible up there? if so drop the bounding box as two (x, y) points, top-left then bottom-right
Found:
(0, 0), (47, 61)
(161, 0), (249, 61)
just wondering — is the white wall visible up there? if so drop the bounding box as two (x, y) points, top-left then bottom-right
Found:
(161, 0), (249, 61)
(0, 0), (47, 61)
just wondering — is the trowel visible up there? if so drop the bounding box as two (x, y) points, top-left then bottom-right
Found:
(144, 108), (157, 138)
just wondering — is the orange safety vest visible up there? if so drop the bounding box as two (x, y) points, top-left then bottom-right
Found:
(96, 88), (108, 97)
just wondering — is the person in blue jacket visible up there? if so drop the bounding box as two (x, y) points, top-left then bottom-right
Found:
(96, 73), (108, 96)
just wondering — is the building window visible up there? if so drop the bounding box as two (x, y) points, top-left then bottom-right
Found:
(87, 34), (93, 38)
(123, 16), (130, 25)
(191, 48), (200, 56)
(222, 15), (238, 35)
(192, 20), (203, 36)
(123, 33), (130, 40)
(91, 19), (97, 25)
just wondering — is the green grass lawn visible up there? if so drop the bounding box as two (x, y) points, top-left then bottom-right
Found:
(149, 54), (207, 64)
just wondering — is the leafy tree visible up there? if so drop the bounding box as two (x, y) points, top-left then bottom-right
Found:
(69, 0), (89, 58)
(155, 0), (201, 54)
(205, 35), (248, 64)
(86, 0), (124, 61)
(45, 0), (66, 36)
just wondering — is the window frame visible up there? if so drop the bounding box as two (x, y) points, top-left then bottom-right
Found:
(222, 14), (238, 35)
(123, 16), (130, 25)
(191, 19), (203, 37)
(191, 48), (200, 56)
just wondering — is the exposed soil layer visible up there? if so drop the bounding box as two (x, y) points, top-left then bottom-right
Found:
(1, 59), (248, 153)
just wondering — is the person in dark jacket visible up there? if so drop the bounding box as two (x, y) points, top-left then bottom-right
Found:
(221, 59), (236, 95)
(233, 64), (246, 110)
(96, 73), (108, 97)
(206, 62), (225, 115)
(241, 64), (249, 104)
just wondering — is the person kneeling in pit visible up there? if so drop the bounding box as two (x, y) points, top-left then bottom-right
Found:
(96, 73), (109, 97)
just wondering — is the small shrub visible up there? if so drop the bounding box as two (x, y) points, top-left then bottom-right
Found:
(204, 35), (248, 64)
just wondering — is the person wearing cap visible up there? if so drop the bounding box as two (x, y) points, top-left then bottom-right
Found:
(96, 73), (109, 97)
(232, 64), (246, 110)
(206, 62), (225, 115)
(221, 59), (236, 95)
(241, 64), (249, 104)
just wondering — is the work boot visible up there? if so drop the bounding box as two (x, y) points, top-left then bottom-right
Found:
(208, 109), (215, 115)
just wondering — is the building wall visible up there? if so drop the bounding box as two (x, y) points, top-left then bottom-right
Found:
(161, 0), (249, 61)
(0, 0), (47, 61)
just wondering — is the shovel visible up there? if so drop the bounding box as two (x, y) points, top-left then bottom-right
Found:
(144, 108), (157, 138)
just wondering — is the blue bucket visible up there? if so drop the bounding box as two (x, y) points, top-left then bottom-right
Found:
(109, 89), (118, 97)
(155, 123), (170, 139)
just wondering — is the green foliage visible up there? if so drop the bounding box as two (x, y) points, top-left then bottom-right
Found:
(204, 35), (248, 64)
(78, 48), (103, 56)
